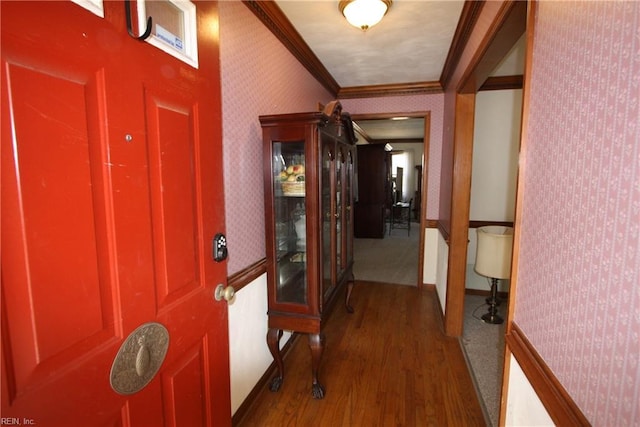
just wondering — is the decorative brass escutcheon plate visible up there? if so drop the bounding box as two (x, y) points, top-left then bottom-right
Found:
(110, 322), (170, 395)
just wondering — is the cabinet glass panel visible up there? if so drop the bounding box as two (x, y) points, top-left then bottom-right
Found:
(272, 141), (307, 305)
(336, 148), (344, 276)
(346, 149), (354, 264)
(321, 141), (333, 299)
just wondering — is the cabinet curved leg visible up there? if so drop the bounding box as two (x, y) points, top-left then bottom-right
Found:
(308, 333), (325, 399)
(345, 270), (355, 313)
(345, 279), (355, 313)
(267, 328), (284, 392)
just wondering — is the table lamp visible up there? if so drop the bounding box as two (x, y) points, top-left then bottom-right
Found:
(474, 226), (514, 324)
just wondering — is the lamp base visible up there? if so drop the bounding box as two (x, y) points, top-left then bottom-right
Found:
(485, 296), (501, 307)
(481, 312), (504, 325)
(482, 277), (504, 325)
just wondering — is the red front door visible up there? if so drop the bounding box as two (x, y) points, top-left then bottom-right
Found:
(1, 1), (230, 425)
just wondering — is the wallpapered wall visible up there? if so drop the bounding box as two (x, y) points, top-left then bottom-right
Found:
(515, 1), (639, 425)
(219, 2), (333, 274)
(340, 95), (444, 220)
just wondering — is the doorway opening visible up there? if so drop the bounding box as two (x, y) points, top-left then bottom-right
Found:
(350, 112), (430, 288)
(453, 18), (526, 427)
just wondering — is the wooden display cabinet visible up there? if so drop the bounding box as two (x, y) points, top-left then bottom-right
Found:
(260, 101), (356, 399)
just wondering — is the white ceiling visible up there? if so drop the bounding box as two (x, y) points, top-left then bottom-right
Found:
(355, 117), (425, 140)
(275, 0), (465, 87)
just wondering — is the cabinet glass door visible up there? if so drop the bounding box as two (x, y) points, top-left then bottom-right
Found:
(272, 141), (307, 305)
(335, 148), (344, 278)
(346, 148), (354, 266)
(321, 139), (334, 301)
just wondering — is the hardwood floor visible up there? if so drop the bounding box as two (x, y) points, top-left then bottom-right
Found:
(235, 282), (486, 427)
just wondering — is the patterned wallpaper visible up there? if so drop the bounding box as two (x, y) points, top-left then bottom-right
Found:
(514, 1), (639, 425)
(219, 2), (333, 274)
(340, 95), (444, 220)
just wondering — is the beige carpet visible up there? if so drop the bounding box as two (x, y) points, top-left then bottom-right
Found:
(462, 294), (506, 427)
(353, 224), (419, 286)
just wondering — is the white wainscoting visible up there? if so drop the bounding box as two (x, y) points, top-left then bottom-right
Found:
(505, 355), (555, 426)
(228, 274), (292, 415)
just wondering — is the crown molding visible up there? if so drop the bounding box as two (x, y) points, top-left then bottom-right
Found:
(243, 1), (340, 96)
(440, 0), (486, 89)
(338, 81), (443, 99)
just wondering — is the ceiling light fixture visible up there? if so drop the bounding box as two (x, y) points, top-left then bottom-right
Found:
(339, 0), (392, 31)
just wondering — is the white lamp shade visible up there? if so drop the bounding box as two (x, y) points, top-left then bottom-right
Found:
(341, 0), (389, 30)
(474, 226), (514, 280)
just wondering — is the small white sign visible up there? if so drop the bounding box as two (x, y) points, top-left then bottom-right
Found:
(156, 24), (185, 53)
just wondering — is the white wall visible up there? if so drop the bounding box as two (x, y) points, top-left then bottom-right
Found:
(228, 275), (292, 415)
(466, 89), (521, 291)
(435, 232), (449, 314)
(505, 355), (555, 426)
(422, 227), (438, 285)
(469, 90), (521, 222)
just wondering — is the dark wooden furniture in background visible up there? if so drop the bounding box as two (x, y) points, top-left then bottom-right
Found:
(260, 101), (356, 399)
(354, 144), (391, 238)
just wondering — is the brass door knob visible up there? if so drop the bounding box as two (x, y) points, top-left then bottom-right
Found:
(214, 284), (235, 302)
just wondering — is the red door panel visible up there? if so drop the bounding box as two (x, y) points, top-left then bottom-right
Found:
(8, 64), (114, 356)
(2, 58), (124, 426)
(1, 1), (229, 425)
(145, 94), (201, 302)
(162, 341), (209, 426)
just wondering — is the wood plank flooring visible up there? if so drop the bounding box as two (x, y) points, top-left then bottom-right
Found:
(235, 282), (486, 427)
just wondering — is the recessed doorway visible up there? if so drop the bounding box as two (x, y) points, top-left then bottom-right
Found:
(350, 113), (430, 289)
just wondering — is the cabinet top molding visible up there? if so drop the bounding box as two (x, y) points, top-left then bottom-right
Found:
(259, 101), (357, 145)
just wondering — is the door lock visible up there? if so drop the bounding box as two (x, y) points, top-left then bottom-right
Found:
(213, 233), (228, 262)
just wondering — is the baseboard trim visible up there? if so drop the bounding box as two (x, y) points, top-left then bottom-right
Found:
(231, 333), (301, 426)
(428, 284), (447, 334)
(458, 337), (492, 427)
(505, 323), (590, 426)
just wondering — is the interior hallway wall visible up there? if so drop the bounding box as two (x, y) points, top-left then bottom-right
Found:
(218, 2), (333, 414)
(219, 2), (333, 276)
(510, 2), (640, 424)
